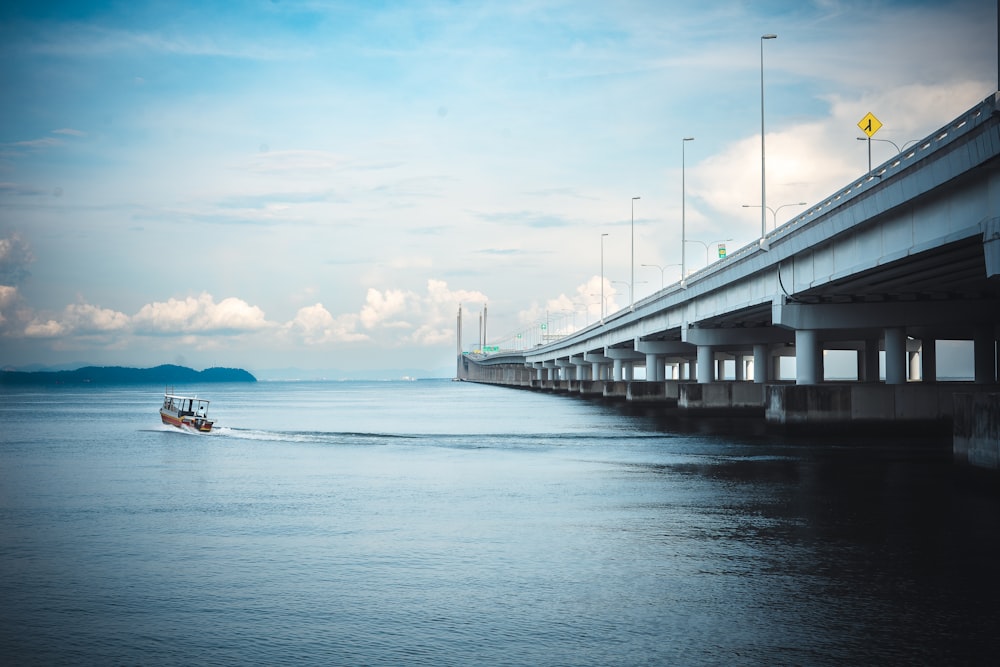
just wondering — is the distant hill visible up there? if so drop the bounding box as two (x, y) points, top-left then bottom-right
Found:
(0, 364), (257, 385)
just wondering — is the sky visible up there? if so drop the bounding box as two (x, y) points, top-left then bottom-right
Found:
(0, 0), (996, 378)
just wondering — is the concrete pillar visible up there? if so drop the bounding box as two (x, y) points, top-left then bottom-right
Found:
(921, 339), (937, 382)
(908, 351), (920, 381)
(645, 354), (658, 382)
(613, 359), (623, 382)
(973, 325), (997, 384)
(861, 336), (880, 383)
(795, 329), (820, 385)
(734, 354), (745, 382)
(753, 344), (769, 383)
(696, 346), (714, 384)
(624, 363), (633, 381)
(687, 359), (696, 381)
(884, 327), (907, 385)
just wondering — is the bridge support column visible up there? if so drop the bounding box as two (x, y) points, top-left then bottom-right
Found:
(733, 354), (745, 381)
(860, 336), (879, 383)
(921, 339), (937, 382)
(584, 352), (611, 381)
(696, 346), (714, 384)
(645, 354), (660, 382)
(974, 324), (998, 384)
(753, 344), (769, 383)
(612, 359), (623, 382)
(884, 327), (907, 385)
(795, 329), (821, 385)
(570, 356), (590, 381)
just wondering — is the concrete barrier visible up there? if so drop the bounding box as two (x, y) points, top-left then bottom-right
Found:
(679, 382), (764, 413)
(765, 384), (970, 425)
(604, 381), (628, 399)
(577, 380), (604, 396)
(953, 392), (1000, 469)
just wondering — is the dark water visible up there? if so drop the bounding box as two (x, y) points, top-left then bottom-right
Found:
(1, 380), (997, 665)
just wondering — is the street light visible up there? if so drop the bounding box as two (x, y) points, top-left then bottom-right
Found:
(760, 33), (777, 244)
(600, 233), (609, 322)
(612, 280), (646, 308)
(630, 196), (640, 310)
(742, 202), (806, 231)
(855, 136), (920, 176)
(686, 238), (733, 267)
(642, 263), (681, 289)
(682, 137), (694, 285)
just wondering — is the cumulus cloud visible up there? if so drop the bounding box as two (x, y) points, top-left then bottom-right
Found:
(350, 280), (488, 346)
(64, 302), (131, 333)
(514, 275), (621, 340)
(133, 293), (270, 334)
(286, 303), (368, 344)
(360, 288), (412, 329)
(22, 301), (130, 339)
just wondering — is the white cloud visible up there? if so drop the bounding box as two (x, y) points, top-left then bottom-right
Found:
(63, 302), (130, 333)
(286, 303), (368, 344)
(133, 293), (270, 334)
(359, 287), (414, 329)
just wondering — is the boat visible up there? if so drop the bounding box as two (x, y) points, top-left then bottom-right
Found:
(160, 388), (214, 433)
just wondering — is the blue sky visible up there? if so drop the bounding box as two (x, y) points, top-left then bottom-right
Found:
(0, 0), (995, 376)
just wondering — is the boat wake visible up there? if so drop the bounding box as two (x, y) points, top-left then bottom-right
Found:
(209, 426), (417, 446)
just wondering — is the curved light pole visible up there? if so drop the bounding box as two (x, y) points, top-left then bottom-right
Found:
(613, 280), (646, 307)
(742, 202), (806, 231)
(760, 33), (777, 244)
(641, 263), (681, 289)
(856, 136), (920, 175)
(630, 196), (640, 310)
(600, 232), (609, 322)
(686, 238), (733, 267)
(682, 137), (694, 284)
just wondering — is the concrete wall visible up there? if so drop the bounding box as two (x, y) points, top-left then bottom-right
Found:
(953, 392), (1000, 469)
(764, 384), (970, 425)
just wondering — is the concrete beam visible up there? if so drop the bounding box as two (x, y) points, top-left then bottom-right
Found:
(682, 325), (793, 347)
(773, 298), (1000, 331)
(634, 338), (696, 355)
(604, 347), (645, 360)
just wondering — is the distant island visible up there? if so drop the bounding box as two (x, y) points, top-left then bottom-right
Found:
(0, 364), (257, 385)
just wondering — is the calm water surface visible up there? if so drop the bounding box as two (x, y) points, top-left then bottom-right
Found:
(1, 380), (998, 665)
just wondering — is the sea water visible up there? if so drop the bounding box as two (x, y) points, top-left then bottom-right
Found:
(1, 380), (998, 665)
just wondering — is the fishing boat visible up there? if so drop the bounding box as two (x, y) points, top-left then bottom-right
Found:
(160, 388), (214, 433)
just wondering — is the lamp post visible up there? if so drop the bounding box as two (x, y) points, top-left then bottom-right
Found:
(682, 137), (694, 284)
(855, 137), (919, 175)
(641, 263), (681, 289)
(742, 202), (806, 231)
(613, 280), (646, 307)
(760, 33), (777, 243)
(600, 233), (609, 322)
(686, 238), (733, 267)
(630, 196), (640, 310)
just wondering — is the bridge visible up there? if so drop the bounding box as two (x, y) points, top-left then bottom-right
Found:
(459, 92), (1000, 470)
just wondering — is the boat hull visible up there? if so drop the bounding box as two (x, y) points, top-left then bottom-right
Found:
(160, 408), (214, 433)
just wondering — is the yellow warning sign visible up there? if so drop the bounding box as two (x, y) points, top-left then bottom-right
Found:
(858, 112), (882, 137)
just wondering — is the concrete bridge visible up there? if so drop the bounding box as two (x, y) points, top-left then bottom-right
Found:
(459, 92), (1000, 470)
